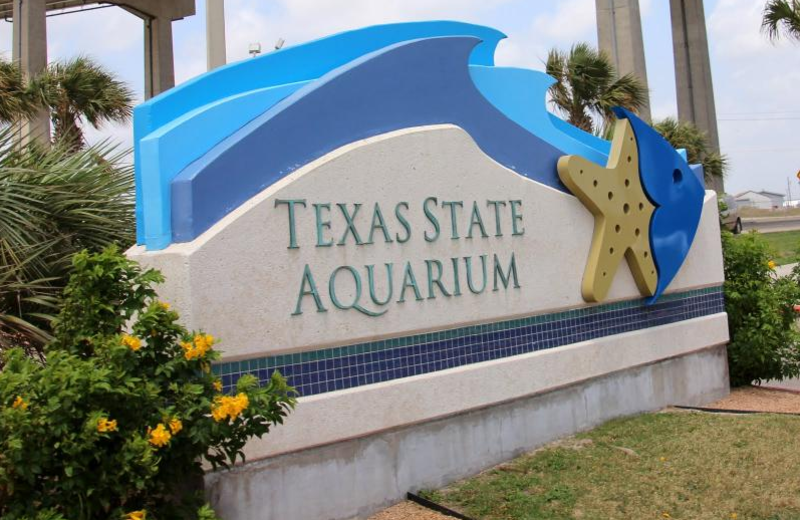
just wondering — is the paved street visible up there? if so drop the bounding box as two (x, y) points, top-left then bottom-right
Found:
(775, 262), (797, 278)
(763, 379), (800, 392)
(742, 216), (800, 234)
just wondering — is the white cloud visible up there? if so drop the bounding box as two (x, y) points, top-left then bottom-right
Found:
(708, 0), (772, 59)
(222, 0), (518, 63)
(531, 0), (596, 46)
(706, 0), (800, 195)
(46, 6), (142, 58)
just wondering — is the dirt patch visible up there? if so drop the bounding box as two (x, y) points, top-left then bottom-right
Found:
(368, 501), (449, 520)
(707, 385), (800, 414)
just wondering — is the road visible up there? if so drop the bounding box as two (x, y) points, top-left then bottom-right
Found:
(742, 216), (800, 234)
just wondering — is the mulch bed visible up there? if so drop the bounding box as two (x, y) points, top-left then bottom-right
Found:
(706, 384), (800, 414)
(369, 501), (450, 520)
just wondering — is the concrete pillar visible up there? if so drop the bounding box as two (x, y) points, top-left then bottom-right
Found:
(144, 15), (175, 99)
(670, 0), (723, 193)
(206, 0), (227, 70)
(596, 0), (651, 122)
(12, 0), (50, 146)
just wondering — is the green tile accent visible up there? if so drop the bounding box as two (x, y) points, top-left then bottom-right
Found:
(212, 286), (724, 376)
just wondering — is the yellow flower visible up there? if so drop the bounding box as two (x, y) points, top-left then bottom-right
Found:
(126, 510), (146, 520)
(181, 341), (201, 361)
(148, 423), (171, 448)
(11, 395), (27, 410)
(122, 334), (142, 352)
(182, 334), (215, 360)
(662, 513), (671, 519)
(233, 392), (249, 414)
(194, 333), (214, 350)
(659, 456), (667, 462)
(159, 301), (170, 310)
(211, 392), (249, 422)
(211, 403), (228, 422)
(768, 260), (777, 270)
(730, 513), (738, 519)
(169, 418), (183, 435)
(213, 380), (223, 392)
(97, 417), (118, 433)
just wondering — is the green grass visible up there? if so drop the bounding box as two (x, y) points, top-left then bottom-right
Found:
(430, 411), (800, 520)
(754, 230), (800, 266)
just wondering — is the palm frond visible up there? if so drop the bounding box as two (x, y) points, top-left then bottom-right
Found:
(30, 56), (134, 148)
(545, 42), (646, 134)
(653, 117), (729, 181)
(0, 58), (37, 124)
(762, 0), (800, 41)
(0, 125), (134, 355)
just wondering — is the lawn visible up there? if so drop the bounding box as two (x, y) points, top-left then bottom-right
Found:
(756, 230), (800, 266)
(423, 411), (800, 520)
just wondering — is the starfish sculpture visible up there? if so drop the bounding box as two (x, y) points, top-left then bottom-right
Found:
(557, 118), (658, 302)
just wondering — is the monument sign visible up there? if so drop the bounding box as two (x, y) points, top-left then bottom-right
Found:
(129, 22), (729, 520)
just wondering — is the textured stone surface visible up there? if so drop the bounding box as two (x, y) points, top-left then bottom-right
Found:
(128, 125), (725, 359)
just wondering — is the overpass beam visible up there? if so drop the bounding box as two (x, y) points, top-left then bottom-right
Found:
(206, 0), (227, 70)
(596, 0), (652, 122)
(670, 0), (723, 193)
(143, 14), (175, 99)
(119, 0), (195, 99)
(12, 0), (50, 145)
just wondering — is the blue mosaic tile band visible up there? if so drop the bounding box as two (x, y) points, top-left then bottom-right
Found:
(213, 286), (724, 397)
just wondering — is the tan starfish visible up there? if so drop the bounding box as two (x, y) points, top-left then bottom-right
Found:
(557, 118), (657, 302)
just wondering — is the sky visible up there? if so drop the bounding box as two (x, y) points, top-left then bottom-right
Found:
(0, 0), (798, 197)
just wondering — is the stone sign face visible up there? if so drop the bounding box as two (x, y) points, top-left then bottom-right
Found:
(130, 123), (719, 361)
(128, 21), (729, 520)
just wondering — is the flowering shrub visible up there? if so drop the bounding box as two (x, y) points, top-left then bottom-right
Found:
(0, 248), (295, 520)
(722, 231), (800, 386)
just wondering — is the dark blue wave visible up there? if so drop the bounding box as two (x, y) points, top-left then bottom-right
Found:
(171, 36), (570, 242)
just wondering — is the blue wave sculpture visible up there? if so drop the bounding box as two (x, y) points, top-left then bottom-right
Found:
(134, 21), (707, 303)
(134, 21), (506, 248)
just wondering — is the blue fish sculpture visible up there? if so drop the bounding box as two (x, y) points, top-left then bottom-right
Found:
(614, 107), (706, 302)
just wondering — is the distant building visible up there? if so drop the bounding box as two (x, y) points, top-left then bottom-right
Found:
(734, 190), (786, 210)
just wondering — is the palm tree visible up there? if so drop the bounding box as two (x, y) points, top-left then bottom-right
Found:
(0, 58), (35, 125)
(653, 117), (728, 182)
(546, 42), (648, 135)
(763, 0), (800, 42)
(31, 56), (134, 149)
(0, 126), (135, 358)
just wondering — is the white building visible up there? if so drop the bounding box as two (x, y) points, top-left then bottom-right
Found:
(734, 190), (786, 210)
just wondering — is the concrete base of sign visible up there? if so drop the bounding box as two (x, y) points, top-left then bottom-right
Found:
(205, 342), (729, 520)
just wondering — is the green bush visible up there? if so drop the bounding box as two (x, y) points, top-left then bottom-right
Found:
(0, 248), (295, 520)
(722, 231), (800, 386)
